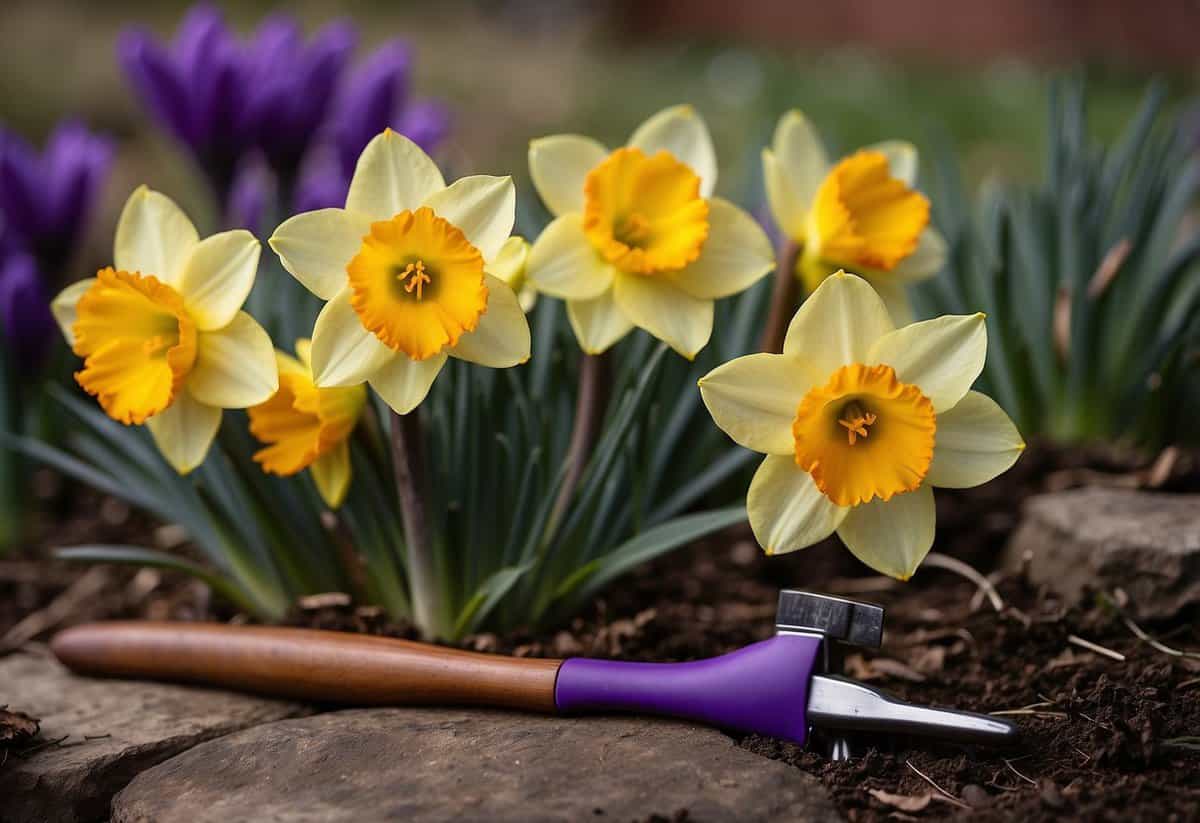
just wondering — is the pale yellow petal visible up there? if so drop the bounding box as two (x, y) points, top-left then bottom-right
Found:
(113, 185), (199, 286)
(698, 353), (822, 455)
(485, 236), (529, 288)
(186, 312), (279, 408)
(628, 104), (717, 197)
(771, 110), (828, 214)
(613, 271), (713, 359)
(310, 441), (352, 509)
(747, 455), (847, 555)
(145, 392), (222, 475)
(927, 391), (1025, 488)
(421, 175), (515, 262)
(836, 485), (935, 580)
(176, 229), (260, 330)
(867, 313), (986, 412)
(449, 274), (531, 368)
(345, 129), (445, 219)
(368, 351), (448, 415)
(528, 134), (608, 217)
(566, 289), (633, 355)
(526, 214), (615, 300)
(782, 271), (894, 373)
(310, 288), (396, 388)
(269, 208), (373, 300)
(891, 227), (947, 281)
(51, 278), (96, 346)
(670, 198), (774, 299)
(863, 139), (918, 186)
(762, 149), (809, 242)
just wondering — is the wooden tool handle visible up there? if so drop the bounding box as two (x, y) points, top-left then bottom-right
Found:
(51, 622), (563, 713)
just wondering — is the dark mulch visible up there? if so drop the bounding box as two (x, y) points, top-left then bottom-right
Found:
(4, 442), (1200, 819)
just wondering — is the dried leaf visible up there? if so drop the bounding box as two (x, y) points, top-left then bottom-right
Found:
(0, 708), (40, 744)
(868, 788), (934, 812)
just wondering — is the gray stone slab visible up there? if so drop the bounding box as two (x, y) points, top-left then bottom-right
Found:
(112, 708), (839, 823)
(1006, 487), (1200, 618)
(0, 649), (309, 823)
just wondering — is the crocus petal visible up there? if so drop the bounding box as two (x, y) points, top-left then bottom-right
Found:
(783, 271), (894, 374)
(699, 353), (822, 455)
(145, 392), (222, 475)
(891, 227), (947, 281)
(449, 274), (530, 368)
(310, 441), (351, 508)
(528, 134), (609, 217)
(670, 198), (774, 299)
(769, 110), (828, 215)
(51, 278), (96, 346)
(269, 208), (373, 300)
(566, 289), (633, 355)
(628, 104), (717, 197)
(927, 391), (1024, 488)
(613, 271), (713, 359)
(420, 175), (515, 263)
(113, 186), (199, 286)
(863, 139), (918, 186)
(836, 485), (935, 580)
(187, 311), (279, 408)
(176, 229), (260, 330)
(368, 351), (448, 415)
(867, 313), (986, 412)
(345, 129), (445, 219)
(526, 214), (614, 300)
(311, 288), (396, 387)
(747, 455), (847, 555)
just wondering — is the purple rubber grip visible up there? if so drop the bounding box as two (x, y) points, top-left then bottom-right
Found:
(554, 634), (821, 745)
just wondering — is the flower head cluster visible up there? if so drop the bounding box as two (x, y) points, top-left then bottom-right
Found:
(120, 5), (448, 228)
(525, 105), (774, 358)
(763, 110), (947, 322)
(0, 121), (112, 368)
(700, 272), (1024, 579)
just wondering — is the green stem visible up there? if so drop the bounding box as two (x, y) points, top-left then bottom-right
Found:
(540, 352), (609, 550)
(759, 240), (801, 354)
(389, 408), (444, 638)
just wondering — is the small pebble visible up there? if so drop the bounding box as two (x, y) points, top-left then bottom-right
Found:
(961, 784), (990, 807)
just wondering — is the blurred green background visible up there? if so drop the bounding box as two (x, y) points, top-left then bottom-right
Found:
(1, 0), (1195, 251)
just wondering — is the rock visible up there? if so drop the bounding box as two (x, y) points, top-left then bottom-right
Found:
(113, 708), (839, 822)
(0, 649), (309, 823)
(1006, 488), (1200, 619)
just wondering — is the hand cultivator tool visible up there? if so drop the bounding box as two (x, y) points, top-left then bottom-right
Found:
(52, 591), (1015, 757)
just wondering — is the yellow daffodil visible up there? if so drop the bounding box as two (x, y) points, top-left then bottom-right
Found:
(488, 236), (536, 313)
(248, 339), (366, 508)
(50, 186), (277, 474)
(269, 130), (531, 414)
(698, 272), (1023, 579)
(526, 105), (774, 358)
(762, 110), (947, 323)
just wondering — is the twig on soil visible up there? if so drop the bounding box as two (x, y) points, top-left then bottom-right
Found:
(1101, 593), (1200, 661)
(905, 760), (970, 809)
(1071, 745), (1091, 764)
(14, 734), (69, 757)
(922, 553), (1004, 612)
(1178, 677), (1200, 690)
(1004, 759), (1038, 786)
(1067, 634), (1126, 661)
(989, 701), (1068, 720)
(1, 567), (110, 650)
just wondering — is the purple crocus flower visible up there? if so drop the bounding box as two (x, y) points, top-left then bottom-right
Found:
(119, 5), (356, 197)
(295, 40), (450, 212)
(0, 252), (55, 371)
(0, 121), (112, 277)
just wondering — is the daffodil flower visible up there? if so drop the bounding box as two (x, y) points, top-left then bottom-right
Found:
(762, 110), (947, 323)
(269, 129), (531, 414)
(488, 236), (536, 313)
(248, 339), (366, 508)
(526, 105), (774, 358)
(50, 186), (277, 474)
(699, 272), (1023, 579)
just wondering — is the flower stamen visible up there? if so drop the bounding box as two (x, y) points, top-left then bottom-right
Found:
(399, 260), (432, 300)
(838, 402), (877, 445)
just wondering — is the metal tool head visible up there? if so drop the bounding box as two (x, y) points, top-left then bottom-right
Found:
(775, 590), (884, 649)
